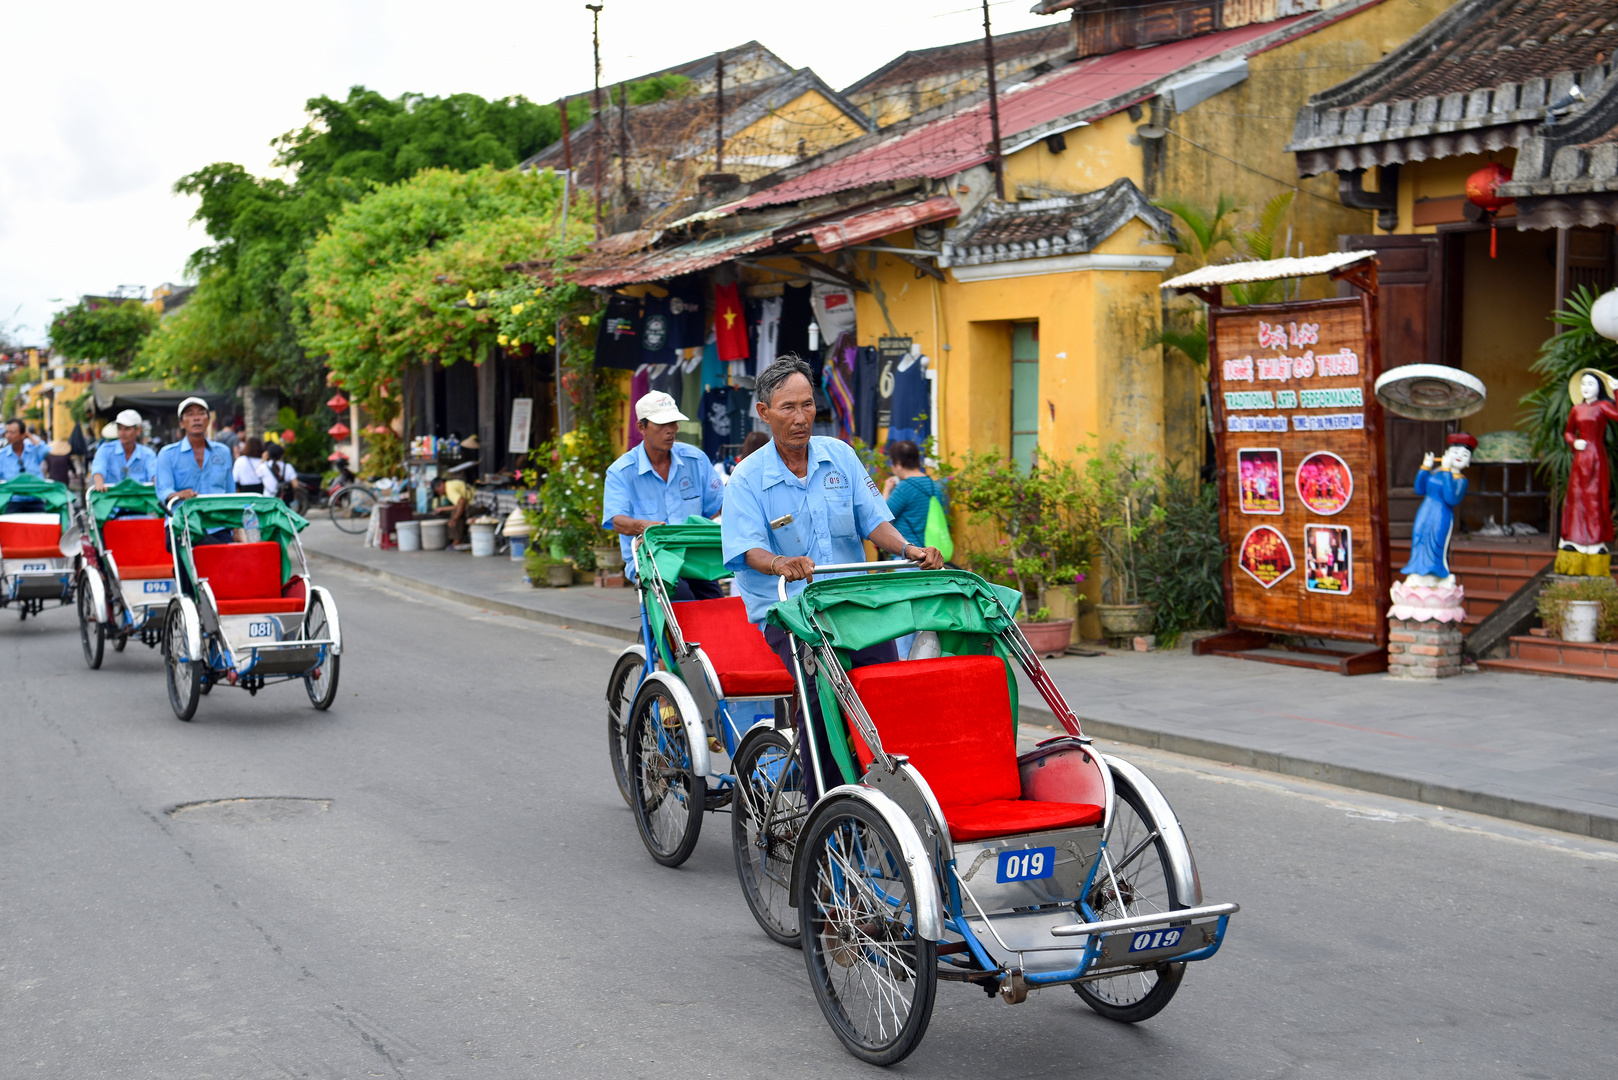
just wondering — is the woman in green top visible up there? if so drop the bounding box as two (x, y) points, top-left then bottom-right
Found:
(883, 440), (946, 658)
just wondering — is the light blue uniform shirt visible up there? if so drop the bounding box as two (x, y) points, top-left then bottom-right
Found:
(601, 441), (725, 579)
(722, 436), (893, 625)
(155, 439), (236, 506)
(90, 441), (159, 486)
(0, 440), (48, 480)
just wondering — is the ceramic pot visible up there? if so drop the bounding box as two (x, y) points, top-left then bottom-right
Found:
(1096, 603), (1156, 638)
(1562, 599), (1600, 643)
(593, 545), (625, 571)
(1018, 618), (1075, 658)
(545, 563), (573, 588)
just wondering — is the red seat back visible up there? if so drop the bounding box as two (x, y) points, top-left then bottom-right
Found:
(847, 656), (1021, 808)
(671, 597), (793, 693)
(103, 519), (167, 568)
(0, 518), (62, 559)
(192, 541), (283, 601)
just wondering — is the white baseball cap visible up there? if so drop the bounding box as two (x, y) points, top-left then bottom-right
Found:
(177, 396), (210, 418)
(115, 408), (142, 427)
(635, 390), (688, 425)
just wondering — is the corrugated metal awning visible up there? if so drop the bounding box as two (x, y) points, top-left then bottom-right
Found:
(571, 226), (803, 288)
(1161, 250), (1372, 289)
(809, 196), (959, 252)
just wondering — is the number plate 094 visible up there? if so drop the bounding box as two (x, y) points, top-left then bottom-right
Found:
(995, 846), (1055, 883)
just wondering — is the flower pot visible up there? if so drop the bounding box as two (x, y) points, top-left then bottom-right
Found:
(1096, 603), (1155, 638)
(593, 545), (625, 572)
(546, 563), (573, 588)
(1018, 618), (1076, 658)
(1562, 599), (1600, 643)
(549, 538), (567, 561)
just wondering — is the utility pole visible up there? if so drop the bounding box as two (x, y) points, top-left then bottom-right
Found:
(714, 49), (725, 174)
(617, 79), (630, 210)
(981, 0), (1005, 201)
(587, 3), (604, 238)
(558, 95), (572, 176)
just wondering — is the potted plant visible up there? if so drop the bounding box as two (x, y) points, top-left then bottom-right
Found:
(951, 447), (1090, 655)
(1536, 576), (1618, 643)
(1075, 443), (1163, 640)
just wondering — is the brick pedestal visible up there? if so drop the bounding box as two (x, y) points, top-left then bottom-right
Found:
(1387, 617), (1463, 679)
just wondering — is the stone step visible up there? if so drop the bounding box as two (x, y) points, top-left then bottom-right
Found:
(1476, 657), (1618, 681)
(1475, 635), (1618, 681)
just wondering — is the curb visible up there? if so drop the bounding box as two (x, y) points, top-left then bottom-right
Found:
(309, 546), (1616, 844)
(1019, 704), (1618, 843)
(305, 548), (639, 644)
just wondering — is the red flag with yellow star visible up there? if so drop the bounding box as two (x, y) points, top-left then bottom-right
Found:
(713, 282), (749, 362)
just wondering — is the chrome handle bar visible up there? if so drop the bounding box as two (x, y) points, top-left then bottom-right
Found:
(775, 559), (920, 601)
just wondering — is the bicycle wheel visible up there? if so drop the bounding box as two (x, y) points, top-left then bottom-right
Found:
(625, 681), (704, 867)
(799, 797), (936, 1065)
(329, 485), (377, 534)
(77, 571), (104, 670)
(732, 729), (806, 946)
(303, 597), (341, 710)
(165, 602), (200, 722)
(605, 650), (646, 806)
(1074, 773), (1186, 1023)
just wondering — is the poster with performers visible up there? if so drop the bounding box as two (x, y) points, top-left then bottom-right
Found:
(1207, 296), (1389, 644)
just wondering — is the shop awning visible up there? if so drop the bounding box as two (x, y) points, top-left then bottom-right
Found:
(570, 226), (801, 288)
(91, 380), (232, 416)
(809, 196), (959, 253)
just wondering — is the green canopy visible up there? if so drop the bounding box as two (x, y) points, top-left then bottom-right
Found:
(87, 478), (164, 525)
(0, 475), (73, 529)
(636, 518), (731, 669)
(171, 495), (309, 581)
(768, 569), (1028, 785)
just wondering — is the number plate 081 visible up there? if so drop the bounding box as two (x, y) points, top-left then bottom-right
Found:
(995, 846), (1055, 883)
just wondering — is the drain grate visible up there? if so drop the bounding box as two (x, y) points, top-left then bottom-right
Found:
(167, 797), (332, 824)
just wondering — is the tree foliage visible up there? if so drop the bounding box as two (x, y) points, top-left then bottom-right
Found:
(48, 299), (159, 368)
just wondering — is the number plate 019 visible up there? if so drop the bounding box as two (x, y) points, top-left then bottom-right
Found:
(995, 846), (1055, 883)
(1128, 927), (1183, 953)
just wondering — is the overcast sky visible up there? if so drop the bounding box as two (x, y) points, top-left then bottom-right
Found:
(0, 0), (1053, 345)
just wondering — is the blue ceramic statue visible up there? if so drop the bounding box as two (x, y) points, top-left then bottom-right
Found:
(1401, 432), (1475, 584)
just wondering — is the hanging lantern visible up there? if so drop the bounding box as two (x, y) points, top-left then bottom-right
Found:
(282, 429), (297, 444)
(1592, 289), (1618, 342)
(1465, 163), (1514, 259)
(328, 422), (351, 440)
(326, 392), (350, 412)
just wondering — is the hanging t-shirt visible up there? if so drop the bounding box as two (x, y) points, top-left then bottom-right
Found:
(811, 280), (857, 344)
(824, 333), (858, 443)
(713, 283), (749, 362)
(886, 356), (931, 448)
(699, 387), (750, 462)
(679, 349), (704, 447)
(755, 295), (782, 374)
(665, 277), (706, 350)
(595, 294), (641, 369)
(640, 296), (676, 365)
(648, 362), (682, 408)
(701, 339), (726, 393)
(777, 283), (813, 364)
(854, 346), (880, 447)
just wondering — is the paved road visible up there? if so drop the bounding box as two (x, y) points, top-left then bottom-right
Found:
(4, 567), (1615, 1079)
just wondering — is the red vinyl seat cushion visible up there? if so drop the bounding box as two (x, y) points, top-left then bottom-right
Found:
(192, 542), (304, 615)
(848, 656), (1102, 842)
(103, 519), (169, 579)
(0, 520), (62, 560)
(672, 597), (795, 697)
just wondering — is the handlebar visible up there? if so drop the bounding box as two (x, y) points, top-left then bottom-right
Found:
(776, 559), (920, 601)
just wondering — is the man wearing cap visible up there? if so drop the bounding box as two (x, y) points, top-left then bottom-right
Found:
(155, 397), (235, 510)
(0, 418), (48, 480)
(89, 409), (157, 490)
(602, 390), (726, 599)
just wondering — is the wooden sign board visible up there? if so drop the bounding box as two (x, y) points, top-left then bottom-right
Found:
(1206, 295), (1390, 654)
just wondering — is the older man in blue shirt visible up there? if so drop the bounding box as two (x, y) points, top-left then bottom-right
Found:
(1, 419), (48, 480)
(722, 356), (943, 796)
(89, 409), (158, 490)
(155, 397), (235, 510)
(603, 390), (726, 600)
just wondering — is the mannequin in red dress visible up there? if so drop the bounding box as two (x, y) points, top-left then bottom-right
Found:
(1556, 369), (1618, 576)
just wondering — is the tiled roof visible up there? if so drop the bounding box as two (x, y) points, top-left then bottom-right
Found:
(943, 178), (1171, 266)
(842, 24), (1072, 96)
(1498, 74), (1618, 227)
(1288, 0), (1618, 175)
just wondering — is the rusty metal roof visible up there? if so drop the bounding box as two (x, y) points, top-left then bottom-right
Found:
(809, 196), (960, 252)
(570, 226), (798, 288)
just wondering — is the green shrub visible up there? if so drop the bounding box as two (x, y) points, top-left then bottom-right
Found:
(1536, 576), (1618, 641)
(1137, 468), (1226, 648)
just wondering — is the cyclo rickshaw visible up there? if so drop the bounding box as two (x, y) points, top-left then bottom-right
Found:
(0, 474), (77, 620)
(73, 478), (172, 667)
(605, 519), (809, 944)
(161, 494), (343, 721)
(763, 563), (1238, 1065)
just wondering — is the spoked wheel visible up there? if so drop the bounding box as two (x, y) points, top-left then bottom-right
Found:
(113, 634), (127, 653)
(303, 598), (341, 710)
(605, 650), (647, 806)
(1074, 776), (1186, 1023)
(625, 681), (705, 867)
(329, 486), (377, 534)
(164, 602), (201, 722)
(77, 572), (104, 669)
(732, 729), (806, 946)
(799, 798), (936, 1065)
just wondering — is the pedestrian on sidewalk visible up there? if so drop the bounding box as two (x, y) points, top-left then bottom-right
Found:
(602, 390), (726, 599)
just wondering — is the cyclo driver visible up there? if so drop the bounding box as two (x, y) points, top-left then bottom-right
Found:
(720, 356), (943, 799)
(155, 397), (237, 593)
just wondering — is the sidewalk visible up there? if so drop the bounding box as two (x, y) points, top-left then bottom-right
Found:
(300, 521), (1618, 842)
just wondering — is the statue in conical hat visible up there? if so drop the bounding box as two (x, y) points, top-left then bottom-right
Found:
(1556, 368), (1618, 577)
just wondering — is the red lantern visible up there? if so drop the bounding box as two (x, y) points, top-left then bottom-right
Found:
(282, 429), (297, 444)
(328, 422), (350, 440)
(327, 392), (350, 412)
(1466, 163), (1514, 259)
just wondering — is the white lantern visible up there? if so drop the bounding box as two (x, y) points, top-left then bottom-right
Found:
(1592, 288), (1618, 342)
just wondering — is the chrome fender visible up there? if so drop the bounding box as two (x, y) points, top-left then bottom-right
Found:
(634, 671), (711, 779)
(1102, 754), (1202, 907)
(310, 585), (342, 655)
(80, 567), (107, 623)
(790, 785), (943, 942)
(169, 596), (202, 664)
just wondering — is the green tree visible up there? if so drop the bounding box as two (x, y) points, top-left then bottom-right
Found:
(1520, 286), (1618, 502)
(48, 299), (159, 369)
